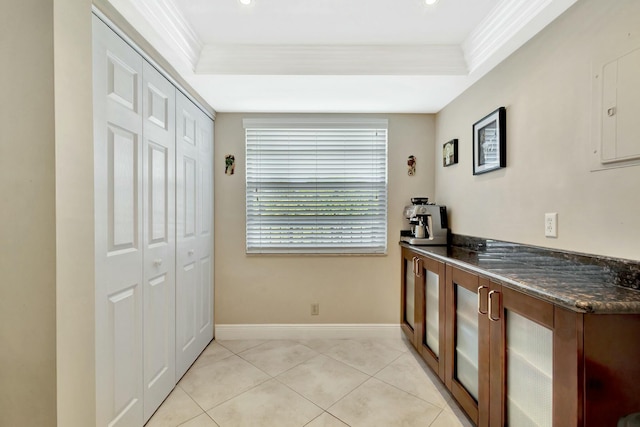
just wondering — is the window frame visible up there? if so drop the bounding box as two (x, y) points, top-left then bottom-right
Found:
(243, 118), (389, 255)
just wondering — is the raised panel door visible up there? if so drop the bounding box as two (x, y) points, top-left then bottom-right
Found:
(196, 114), (214, 343)
(176, 95), (199, 379)
(142, 61), (176, 422)
(93, 15), (144, 427)
(175, 93), (214, 380)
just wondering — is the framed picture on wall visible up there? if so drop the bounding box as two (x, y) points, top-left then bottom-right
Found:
(443, 139), (458, 167)
(473, 107), (506, 175)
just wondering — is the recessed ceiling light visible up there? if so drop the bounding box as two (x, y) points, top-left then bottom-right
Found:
(239, 0), (252, 5)
(425, 0), (439, 5)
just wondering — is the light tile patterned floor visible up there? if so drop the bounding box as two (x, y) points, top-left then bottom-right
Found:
(145, 338), (475, 427)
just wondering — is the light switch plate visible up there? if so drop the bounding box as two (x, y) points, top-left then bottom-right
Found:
(545, 213), (558, 238)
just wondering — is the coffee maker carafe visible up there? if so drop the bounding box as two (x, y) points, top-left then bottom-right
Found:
(414, 217), (426, 238)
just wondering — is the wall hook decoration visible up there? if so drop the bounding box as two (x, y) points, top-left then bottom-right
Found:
(225, 154), (236, 175)
(407, 155), (416, 176)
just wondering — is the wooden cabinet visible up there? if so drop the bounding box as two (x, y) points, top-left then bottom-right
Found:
(402, 251), (492, 424)
(444, 265), (490, 426)
(416, 255), (446, 381)
(444, 265), (581, 427)
(486, 282), (580, 427)
(582, 313), (640, 426)
(401, 248), (446, 380)
(400, 248), (418, 346)
(401, 247), (640, 426)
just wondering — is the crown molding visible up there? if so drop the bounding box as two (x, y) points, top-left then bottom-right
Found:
(196, 44), (468, 75)
(463, 0), (578, 75)
(111, 0), (574, 79)
(105, 0), (578, 112)
(131, 0), (203, 70)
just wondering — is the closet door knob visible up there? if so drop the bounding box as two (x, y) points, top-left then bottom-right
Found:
(153, 259), (163, 266)
(188, 250), (195, 256)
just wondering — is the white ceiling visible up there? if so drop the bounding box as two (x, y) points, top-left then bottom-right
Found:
(106, 0), (577, 113)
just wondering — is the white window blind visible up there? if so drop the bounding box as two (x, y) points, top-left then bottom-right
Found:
(244, 119), (388, 254)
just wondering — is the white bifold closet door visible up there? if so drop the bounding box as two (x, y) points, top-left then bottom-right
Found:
(93, 15), (145, 427)
(93, 13), (214, 426)
(93, 15), (180, 426)
(141, 60), (176, 422)
(175, 93), (214, 380)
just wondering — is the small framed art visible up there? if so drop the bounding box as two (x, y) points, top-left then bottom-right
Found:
(473, 107), (506, 175)
(443, 139), (458, 167)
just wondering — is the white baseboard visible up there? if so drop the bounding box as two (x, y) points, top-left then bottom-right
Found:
(215, 323), (402, 341)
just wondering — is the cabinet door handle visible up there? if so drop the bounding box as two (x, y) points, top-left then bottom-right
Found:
(477, 286), (488, 315)
(415, 258), (422, 278)
(412, 257), (417, 274)
(488, 290), (501, 322)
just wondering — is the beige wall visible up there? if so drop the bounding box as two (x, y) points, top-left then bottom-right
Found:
(214, 113), (435, 324)
(1, 0), (103, 424)
(1, 1), (97, 426)
(435, 0), (640, 261)
(0, 1), (57, 425)
(54, 0), (97, 426)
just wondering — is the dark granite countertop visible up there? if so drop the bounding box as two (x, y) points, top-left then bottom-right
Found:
(400, 237), (640, 314)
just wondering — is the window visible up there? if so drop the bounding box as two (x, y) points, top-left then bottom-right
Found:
(244, 118), (388, 254)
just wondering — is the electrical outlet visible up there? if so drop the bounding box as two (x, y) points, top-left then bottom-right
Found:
(311, 303), (319, 316)
(545, 213), (558, 238)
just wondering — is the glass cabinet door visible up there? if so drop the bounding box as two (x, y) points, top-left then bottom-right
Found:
(446, 266), (490, 426)
(506, 310), (553, 427)
(505, 310), (553, 427)
(417, 255), (445, 381)
(404, 257), (415, 330)
(424, 269), (440, 357)
(455, 285), (479, 401)
(489, 284), (556, 427)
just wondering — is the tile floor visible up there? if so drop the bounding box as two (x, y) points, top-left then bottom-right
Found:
(146, 337), (475, 427)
